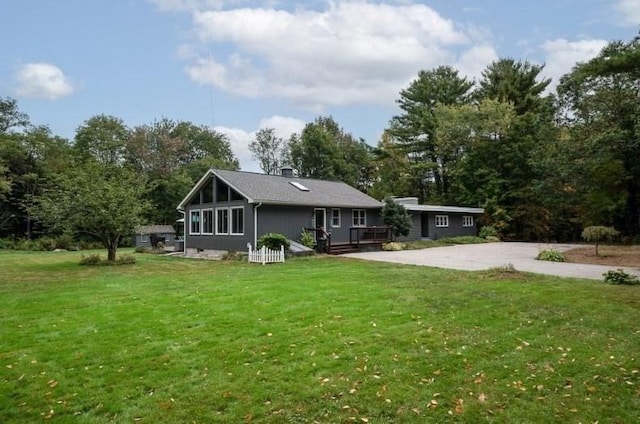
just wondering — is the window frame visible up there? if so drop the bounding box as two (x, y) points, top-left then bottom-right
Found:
(331, 208), (341, 228)
(435, 215), (449, 228)
(462, 215), (474, 227)
(215, 207), (229, 235)
(352, 209), (366, 227)
(230, 206), (244, 236)
(140, 234), (149, 243)
(201, 208), (214, 235)
(190, 209), (201, 235)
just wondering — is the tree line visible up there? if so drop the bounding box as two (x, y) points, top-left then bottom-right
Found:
(249, 34), (640, 242)
(1, 33), (639, 252)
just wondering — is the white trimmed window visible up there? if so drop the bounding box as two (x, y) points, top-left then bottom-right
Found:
(140, 234), (149, 243)
(331, 209), (341, 228)
(462, 215), (474, 227)
(202, 209), (214, 234)
(352, 209), (366, 227)
(190, 210), (201, 234)
(435, 215), (449, 227)
(216, 208), (229, 235)
(230, 207), (244, 235)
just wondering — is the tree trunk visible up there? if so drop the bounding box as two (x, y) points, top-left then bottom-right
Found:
(107, 244), (117, 262)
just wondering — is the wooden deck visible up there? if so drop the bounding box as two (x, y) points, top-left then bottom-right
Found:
(305, 226), (392, 255)
(328, 240), (384, 255)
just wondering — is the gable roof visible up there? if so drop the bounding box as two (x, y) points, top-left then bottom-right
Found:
(136, 225), (176, 234)
(177, 169), (382, 209)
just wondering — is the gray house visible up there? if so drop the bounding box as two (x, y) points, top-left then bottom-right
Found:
(134, 225), (177, 248)
(177, 168), (385, 253)
(392, 197), (484, 241)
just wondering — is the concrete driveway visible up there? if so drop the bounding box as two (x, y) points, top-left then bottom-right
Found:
(341, 242), (640, 280)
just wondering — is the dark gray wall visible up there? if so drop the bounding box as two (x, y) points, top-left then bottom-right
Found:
(185, 198), (254, 251)
(397, 213), (421, 242)
(134, 233), (175, 247)
(397, 212), (479, 241)
(258, 206), (382, 244)
(426, 213), (478, 240)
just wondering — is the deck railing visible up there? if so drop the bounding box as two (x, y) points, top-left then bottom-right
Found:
(349, 226), (391, 246)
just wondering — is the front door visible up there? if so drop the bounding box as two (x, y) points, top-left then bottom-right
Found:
(421, 212), (429, 238)
(314, 208), (326, 240)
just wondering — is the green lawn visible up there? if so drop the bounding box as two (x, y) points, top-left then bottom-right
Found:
(1, 250), (639, 423)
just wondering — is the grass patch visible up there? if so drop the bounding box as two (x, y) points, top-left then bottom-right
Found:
(1, 250), (639, 422)
(404, 236), (488, 250)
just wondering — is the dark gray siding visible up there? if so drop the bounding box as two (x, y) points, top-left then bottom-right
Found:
(258, 206), (383, 244)
(257, 205), (315, 242)
(133, 233), (175, 247)
(397, 212), (480, 241)
(427, 213), (478, 240)
(185, 198), (254, 251)
(397, 212), (421, 242)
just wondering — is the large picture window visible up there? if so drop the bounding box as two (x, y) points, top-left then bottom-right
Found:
(435, 215), (449, 228)
(202, 209), (213, 234)
(190, 210), (201, 234)
(352, 209), (366, 227)
(231, 207), (244, 235)
(216, 208), (229, 235)
(462, 215), (474, 227)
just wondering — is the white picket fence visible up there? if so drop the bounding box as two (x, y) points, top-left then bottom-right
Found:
(247, 244), (285, 265)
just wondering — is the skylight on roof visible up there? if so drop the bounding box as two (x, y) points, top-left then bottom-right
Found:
(289, 181), (310, 191)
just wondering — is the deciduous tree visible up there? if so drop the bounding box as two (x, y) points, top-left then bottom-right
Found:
(31, 162), (151, 261)
(249, 128), (289, 175)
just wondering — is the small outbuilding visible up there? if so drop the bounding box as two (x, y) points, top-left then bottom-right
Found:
(133, 225), (176, 248)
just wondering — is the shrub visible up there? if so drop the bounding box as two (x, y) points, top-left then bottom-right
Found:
(300, 229), (316, 249)
(536, 249), (566, 262)
(382, 242), (405, 251)
(79, 253), (137, 266)
(479, 226), (498, 239)
(222, 250), (245, 261)
(116, 254), (137, 265)
(603, 269), (640, 285)
(485, 236), (501, 243)
(54, 233), (75, 250)
(438, 236), (487, 245)
(582, 226), (620, 256)
(258, 233), (290, 250)
(37, 237), (57, 251)
(381, 198), (412, 239)
(79, 254), (104, 266)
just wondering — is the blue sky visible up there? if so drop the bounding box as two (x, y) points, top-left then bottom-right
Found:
(1, 0), (638, 171)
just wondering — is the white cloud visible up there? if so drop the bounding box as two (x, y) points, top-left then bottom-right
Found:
(541, 38), (607, 90)
(454, 44), (499, 81)
(181, 1), (487, 108)
(14, 63), (75, 100)
(216, 115), (305, 172)
(616, 0), (640, 26)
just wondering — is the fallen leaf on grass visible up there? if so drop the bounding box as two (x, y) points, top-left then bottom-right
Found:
(478, 393), (487, 403)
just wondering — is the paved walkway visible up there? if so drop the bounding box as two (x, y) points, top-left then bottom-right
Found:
(341, 242), (640, 280)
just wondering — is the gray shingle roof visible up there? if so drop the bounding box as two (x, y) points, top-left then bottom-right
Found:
(178, 169), (382, 209)
(136, 225), (176, 234)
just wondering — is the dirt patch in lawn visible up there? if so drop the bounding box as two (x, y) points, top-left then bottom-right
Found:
(563, 245), (640, 268)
